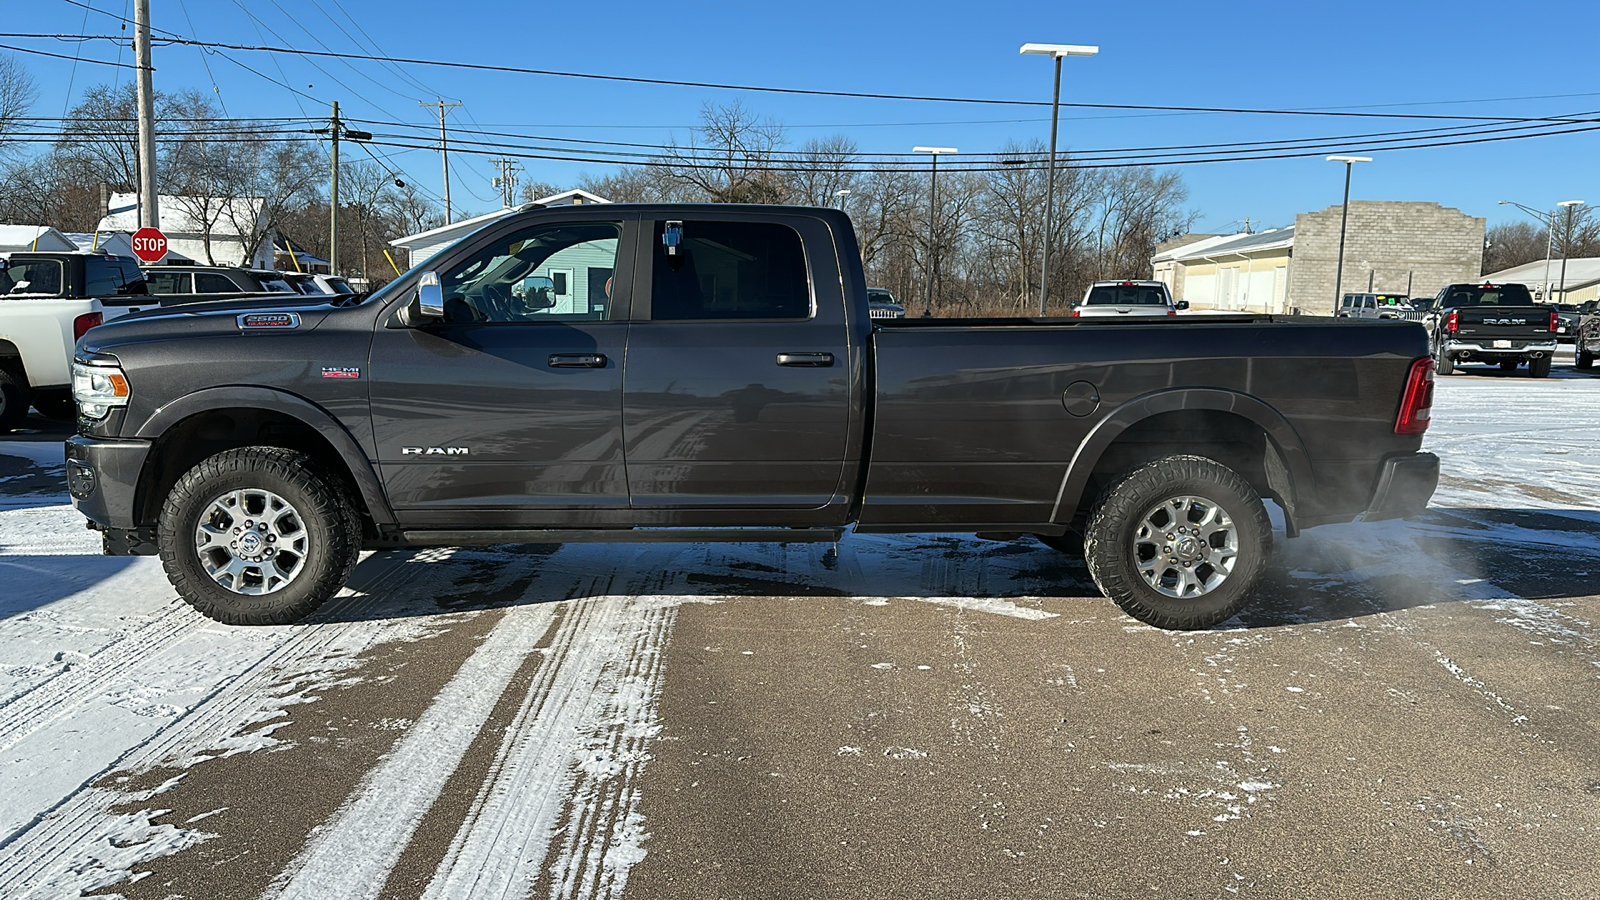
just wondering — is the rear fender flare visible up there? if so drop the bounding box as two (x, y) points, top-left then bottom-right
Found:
(134, 386), (395, 526)
(1050, 388), (1314, 526)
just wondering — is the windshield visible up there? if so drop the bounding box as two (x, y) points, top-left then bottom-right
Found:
(254, 274), (296, 293)
(1438, 284), (1535, 307)
(1375, 295), (1407, 306)
(867, 289), (896, 305)
(325, 277), (355, 294)
(1085, 284), (1168, 306)
(0, 258), (64, 296)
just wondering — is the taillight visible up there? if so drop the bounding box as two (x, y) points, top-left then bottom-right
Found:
(1069, 308), (1080, 317)
(73, 312), (103, 340)
(1395, 357), (1434, 435)
(1549, 309), (1559, 333)
(1444, 310), (1458, 333)
(1166, 309), (1177, 316)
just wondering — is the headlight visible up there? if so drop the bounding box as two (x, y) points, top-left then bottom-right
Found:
(72, 361), (130, 419)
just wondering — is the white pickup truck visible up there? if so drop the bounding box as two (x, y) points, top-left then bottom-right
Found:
(0, 252), (153, 431)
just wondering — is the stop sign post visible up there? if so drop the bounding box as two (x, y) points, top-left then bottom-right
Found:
(131, 227), (168, 263)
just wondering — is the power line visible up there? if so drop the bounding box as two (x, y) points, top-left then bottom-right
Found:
(15, 32), (1599, 124)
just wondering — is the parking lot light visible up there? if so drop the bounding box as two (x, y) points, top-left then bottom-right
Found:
(1327, 155), (1372, 314)
(1022, 43), (1099, 317)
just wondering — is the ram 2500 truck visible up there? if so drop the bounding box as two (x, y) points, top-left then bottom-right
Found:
(1422, 282), (1558, 376)
(64, 205), (1439, 630)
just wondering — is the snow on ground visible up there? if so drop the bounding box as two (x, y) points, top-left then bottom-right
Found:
(3, 367), (1600, 897)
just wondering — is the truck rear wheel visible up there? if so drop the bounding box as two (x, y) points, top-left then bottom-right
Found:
(1578, 345), (1594, 370)
(1083, 455), (1271, 630)
(158, 447), (362, 625)
(0, 369), (30, 433)
(1529, 355), (1552, 378)
(1435, 351), (1455, 376)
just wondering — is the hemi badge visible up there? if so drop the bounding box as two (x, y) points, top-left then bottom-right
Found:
(239, 312), (300, 329)
(322, 366), (360, 379)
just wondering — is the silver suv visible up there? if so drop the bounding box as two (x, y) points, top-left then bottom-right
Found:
(1071, 280), (1185, 317)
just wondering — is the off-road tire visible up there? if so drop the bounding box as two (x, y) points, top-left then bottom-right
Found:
(159, 447), (361, 625)
(0, 368), (30, 433)
(1436, 351), (1455, 376)
(1577, 345), (1594, 370)
(1083, 455), (1271, 630)
(1529, 355), (1552, 378)
(30, 389), (77, 421)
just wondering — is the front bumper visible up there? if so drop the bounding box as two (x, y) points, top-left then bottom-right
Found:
(65, 434), (151, 530)
(1362, 452), (1440, 521)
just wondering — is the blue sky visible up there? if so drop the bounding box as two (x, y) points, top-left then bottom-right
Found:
(9, 0), (1600, 232)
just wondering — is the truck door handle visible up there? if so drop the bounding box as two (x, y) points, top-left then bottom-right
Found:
(548, 353), (607, 368)
(776, 352), (835, 367)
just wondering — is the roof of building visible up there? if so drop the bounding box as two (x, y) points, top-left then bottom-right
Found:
(0, 225), (77, 253)
(1481, 257), (1600, 290)
(1152, 227), (1295, 263)
(389, 189), (612, 251)
(97, 193), (267, 237)
(60, 232), (136, 258)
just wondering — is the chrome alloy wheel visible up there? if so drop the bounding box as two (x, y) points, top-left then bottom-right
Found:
(1132, 495), (1239, 599)
(193, 488), (308, 595)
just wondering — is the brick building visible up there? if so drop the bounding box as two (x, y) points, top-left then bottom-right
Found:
(1153, 201), (1485, 314)
(1289, 201), (1484, 314)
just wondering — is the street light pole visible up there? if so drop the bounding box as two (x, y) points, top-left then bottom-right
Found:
(1021, 43), (1098, 316)
(1557, 200), (1585, 302)
(1327, 155), (1371, 314)
(913, 147), (956, 317)
(835, 189), (851, 210)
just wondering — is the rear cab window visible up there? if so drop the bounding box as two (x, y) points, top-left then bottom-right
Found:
(1439, 284), (1535, 307)
(195, 272), (239, 293)
(649, 220), (812, 320)
(144, 270), (191, 294)
(1085, 284), (1169, 306)
(2, 258), (65, 296)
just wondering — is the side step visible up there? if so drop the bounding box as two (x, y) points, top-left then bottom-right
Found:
(400, 528), (844, 546)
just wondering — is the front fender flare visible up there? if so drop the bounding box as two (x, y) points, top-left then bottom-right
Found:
(134, 385), (396, 526)
(1050, 388), (1314, 526)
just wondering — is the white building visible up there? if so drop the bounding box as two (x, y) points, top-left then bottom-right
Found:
(0, 225), (77, 253)
(1480, 257), (1600, 305)
(389, 189), (610, 268)
(96, 193), (274, 268)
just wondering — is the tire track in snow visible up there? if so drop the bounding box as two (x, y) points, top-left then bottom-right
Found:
(420, 592), (683, 900)
(0, 552), (421, 898)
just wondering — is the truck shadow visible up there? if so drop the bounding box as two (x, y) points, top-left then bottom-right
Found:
(314, 505), (1600, 630)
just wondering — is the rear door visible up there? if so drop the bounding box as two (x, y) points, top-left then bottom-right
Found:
(622, 214), (857, 523)
(368, 212), (640, 526)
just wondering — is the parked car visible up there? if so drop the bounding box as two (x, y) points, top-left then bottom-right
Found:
(867, 287), (906, 319)
(68, 204), (1437, 631)
(1338, 293), (1414, 319)
(1071, 280), (1187, 317)
(282, 272), (330, 295)
(314, 273), (357, 296)
(1422, 282), (1558, 376)
(0, 251), (153, 428)
(1549, 303), (1582, 343)
(1575, 310), (1600, 370)
(141, 265), (296, 297)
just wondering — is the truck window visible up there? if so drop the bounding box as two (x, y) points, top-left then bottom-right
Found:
(113, 259), (147, 294)
(1085, 284), (1168, 306)
(84, 256), (124, 296)
(1440, 284), (1535, 307)
(650, 220), (811, 320)
(145, 270), (192, 294)
(439, 221), (621, 324)
(195, 272), (238, 293)
(1, 259), (64, 295)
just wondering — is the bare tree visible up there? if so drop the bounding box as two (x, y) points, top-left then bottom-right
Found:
(578, 165), (693, 203)
(0, 54), (38, 159)
(389, 181), (444, 236)
(213, 138), (323, 265)
(1482, 220), (1547, 274)
(663, 101), (789, 203)
(787, 135), (859, 208)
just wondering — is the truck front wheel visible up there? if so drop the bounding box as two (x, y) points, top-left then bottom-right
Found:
(158, 447), (362, 625)
(1083, 455), (1271, 630)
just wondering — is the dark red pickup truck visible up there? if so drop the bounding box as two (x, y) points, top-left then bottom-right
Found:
(65, 204), (1439, 630)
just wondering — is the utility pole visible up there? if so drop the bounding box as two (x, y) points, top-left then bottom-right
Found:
(489, 157), (520, 209)
(133, 0), (159, 229)
(330, 101), (341, 275)
(422, 99), (462, 223)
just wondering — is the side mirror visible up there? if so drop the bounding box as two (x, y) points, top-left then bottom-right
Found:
(517, 275), (557, 310)
(1175, 300), (1190, 310)
(417, 271), (444, 318)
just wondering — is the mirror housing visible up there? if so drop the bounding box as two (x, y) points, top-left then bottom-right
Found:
(417, 271), (445, 318)
(1175, 300), (1190, 311)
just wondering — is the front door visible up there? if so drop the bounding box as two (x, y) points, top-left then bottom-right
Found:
(368, 214), (639, 527)
(622, 217), (855, 522)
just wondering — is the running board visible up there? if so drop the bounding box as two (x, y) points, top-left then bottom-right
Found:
(400, 528), (844, 546)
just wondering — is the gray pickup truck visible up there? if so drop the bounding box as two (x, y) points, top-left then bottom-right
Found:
(65, 204), (1439, 630)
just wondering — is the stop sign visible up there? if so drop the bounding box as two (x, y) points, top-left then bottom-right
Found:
(131, 227), (168, 263)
